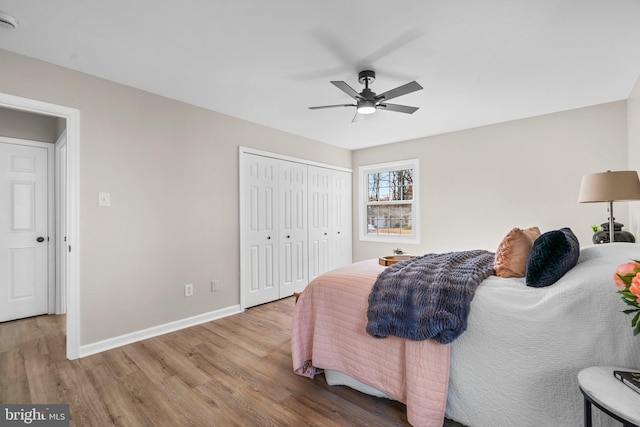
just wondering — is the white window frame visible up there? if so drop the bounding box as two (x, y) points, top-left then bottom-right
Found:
(358, 158), (420, 244)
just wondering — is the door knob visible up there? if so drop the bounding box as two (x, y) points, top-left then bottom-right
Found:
(36, 236), (45, 242)
(286, 235), (290, 239)
(267, 236), (271, 240)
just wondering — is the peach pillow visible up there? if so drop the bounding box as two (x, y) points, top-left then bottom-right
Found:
(494, 227), (541, 278)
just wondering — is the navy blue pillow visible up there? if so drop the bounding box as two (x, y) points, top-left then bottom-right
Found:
(525, 227), (579, 288)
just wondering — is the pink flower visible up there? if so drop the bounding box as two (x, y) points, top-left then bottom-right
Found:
(614, 262), (640, 290)
(614, 259), (640, 335)
(631, 274), (640, 303)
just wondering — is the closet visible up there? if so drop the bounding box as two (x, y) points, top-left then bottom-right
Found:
(240, 149), (352, 308)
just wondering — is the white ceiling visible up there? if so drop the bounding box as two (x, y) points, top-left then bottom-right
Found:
(1, 1), (639, 150)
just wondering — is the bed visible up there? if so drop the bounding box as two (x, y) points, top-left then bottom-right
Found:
(291, 242), (640, 427)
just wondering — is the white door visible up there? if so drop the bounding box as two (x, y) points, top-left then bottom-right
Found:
(242, 154), (279, 308)
(0, 142), (49, 322)
(279, 161), (308, 295)
(308, 166), (331, 281)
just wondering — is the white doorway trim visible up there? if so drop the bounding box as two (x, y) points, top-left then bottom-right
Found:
(0, 93), (80, 360)
(55, 131), (67, 315)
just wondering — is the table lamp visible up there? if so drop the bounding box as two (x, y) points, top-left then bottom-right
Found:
(578, 170), (640, 243)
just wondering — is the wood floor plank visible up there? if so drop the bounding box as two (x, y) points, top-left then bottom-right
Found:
(27, 366), (64, 403)
(0, 297), (466, 426)
(98, 349), (139, 379)
(0, 348), (26, 382)
(199, 321), (271, 359)
(83, 363), (156, 426)
(118, 370), (188, 427)
(192, 381), (253, 427)
(120, 341), (177, 385)
(140, 337), (211, 389)
(56, 361), (114, 426)
(0, 377), (31, 404)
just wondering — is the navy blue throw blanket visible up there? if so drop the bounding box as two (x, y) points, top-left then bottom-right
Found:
(366, 250), (495, 344)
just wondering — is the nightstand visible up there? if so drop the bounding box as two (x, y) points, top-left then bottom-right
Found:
(578, 366), (640, 427)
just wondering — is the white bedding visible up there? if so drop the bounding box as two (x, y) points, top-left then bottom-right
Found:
(327, 243), (640, 426)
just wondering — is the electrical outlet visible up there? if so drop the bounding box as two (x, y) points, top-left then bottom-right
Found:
(184, 284), (194, 297)
(211, 280), (219, 292)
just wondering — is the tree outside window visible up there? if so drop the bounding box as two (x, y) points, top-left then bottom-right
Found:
(359, 159), (419, 243)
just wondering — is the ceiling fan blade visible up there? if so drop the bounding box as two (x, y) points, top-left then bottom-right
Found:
(359, 29), (425, 67)
(378, 103), (419, 114)
(309, 104), (356, 110)
(375, 81), (423, 102)
(331, 81), (361, 100)
(352, 111), (366, 123)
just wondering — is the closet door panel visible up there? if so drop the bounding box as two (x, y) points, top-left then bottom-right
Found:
(279, 160), (308, 296)
(329, 170), (352, 270)
(242, 154), (280, 308)
(308, 166), (331, 281)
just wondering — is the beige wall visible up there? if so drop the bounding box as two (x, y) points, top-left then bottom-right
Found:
(0, 48), (351, 345)
(628, 75), (640, 237)
(1, 45), (635, 349)
(0, 106), (59, 142)
(352, 101), (629, 261)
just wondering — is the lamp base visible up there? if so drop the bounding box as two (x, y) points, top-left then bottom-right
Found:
(592, 221), (636, 244)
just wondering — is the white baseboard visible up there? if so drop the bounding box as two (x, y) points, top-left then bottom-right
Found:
(79, 304), (243, 358)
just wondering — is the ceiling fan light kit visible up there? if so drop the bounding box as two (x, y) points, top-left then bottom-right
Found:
(357, 100), (376, 115)
(309, 70), (422, 122)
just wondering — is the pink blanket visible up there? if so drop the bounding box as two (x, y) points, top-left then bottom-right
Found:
(291, 259), (450, 427)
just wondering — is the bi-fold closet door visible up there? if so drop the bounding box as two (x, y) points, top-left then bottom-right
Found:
(307, 166), (352, 282)
(242, 154), (308, 308)
(278, 160), (308, 299)
(241, 152), (351, 308)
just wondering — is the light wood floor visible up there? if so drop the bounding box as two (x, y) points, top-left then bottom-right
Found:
(0, 297), (464, 426)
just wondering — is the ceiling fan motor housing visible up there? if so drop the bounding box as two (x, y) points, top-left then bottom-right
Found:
(360, 88), (376, 100)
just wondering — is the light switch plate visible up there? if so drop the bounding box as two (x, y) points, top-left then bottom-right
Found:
(98, 192), (111, 207)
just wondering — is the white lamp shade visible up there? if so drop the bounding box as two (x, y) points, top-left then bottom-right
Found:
(578, 170), (640, 203)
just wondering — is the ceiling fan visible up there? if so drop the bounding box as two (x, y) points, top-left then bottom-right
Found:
(309, 70), (423, 122)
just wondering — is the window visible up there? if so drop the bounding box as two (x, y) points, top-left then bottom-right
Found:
(359, 159), (419, 243)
